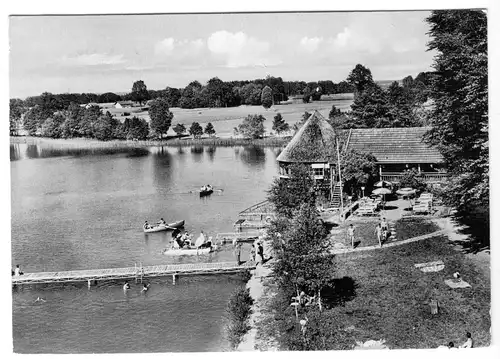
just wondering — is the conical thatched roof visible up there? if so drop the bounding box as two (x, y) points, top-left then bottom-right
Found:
(277, 111), (337, 163)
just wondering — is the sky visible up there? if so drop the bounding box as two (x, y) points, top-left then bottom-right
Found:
(9, 11), (437, 98)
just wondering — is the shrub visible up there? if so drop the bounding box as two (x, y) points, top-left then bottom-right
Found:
(225, 287), (254, 349)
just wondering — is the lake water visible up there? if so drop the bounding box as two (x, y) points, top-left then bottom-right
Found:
(10, 143), (281, 353)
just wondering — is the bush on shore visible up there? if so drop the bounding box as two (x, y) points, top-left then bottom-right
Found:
(225, 287), (254, 349)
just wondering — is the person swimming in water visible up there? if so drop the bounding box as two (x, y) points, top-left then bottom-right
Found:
(123, 282), (131, 290)
(141, 283), (150, 293)
(35, 297), (46, 302)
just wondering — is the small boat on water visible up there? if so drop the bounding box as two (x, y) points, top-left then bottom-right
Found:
(143, 220), (185, 233)
(199, 185), (213, 196)
(163, 231), (216, 255)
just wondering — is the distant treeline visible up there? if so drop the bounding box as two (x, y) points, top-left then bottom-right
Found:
(12, 76), (357, 110)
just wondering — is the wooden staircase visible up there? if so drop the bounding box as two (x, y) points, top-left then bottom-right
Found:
(330, 183), (342, 209)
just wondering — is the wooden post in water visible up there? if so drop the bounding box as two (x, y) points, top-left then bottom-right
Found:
(87, 279), (91, 289)
(172, 273), (176, 285)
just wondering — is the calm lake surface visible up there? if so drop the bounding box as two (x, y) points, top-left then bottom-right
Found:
(11, 143), (281, 353)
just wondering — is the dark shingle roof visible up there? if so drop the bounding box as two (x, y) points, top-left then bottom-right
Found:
(277, 111), (337, 163)
(346, 127), (444, 164)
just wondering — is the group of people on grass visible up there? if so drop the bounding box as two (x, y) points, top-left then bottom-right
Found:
(439, 332), (474, 349)
(346, 217), (390, 248)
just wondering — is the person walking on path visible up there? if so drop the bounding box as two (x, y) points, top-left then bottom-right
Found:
(375, 224), (383, 247)
(257, 241), (265, 264)
(381, 217), (388, 232)
(347, 224), (355, 248)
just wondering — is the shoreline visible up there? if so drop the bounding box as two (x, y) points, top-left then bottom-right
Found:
(10, 136), (289, 148)
(237, 241), (279, 351)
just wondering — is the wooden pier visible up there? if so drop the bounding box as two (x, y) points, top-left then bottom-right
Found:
(11, 261), (256, 286)
(215, 231), (261, 244)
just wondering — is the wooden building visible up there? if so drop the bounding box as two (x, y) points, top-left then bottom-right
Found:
(344, 127), (447, 183)
(276, 111), (340, 204)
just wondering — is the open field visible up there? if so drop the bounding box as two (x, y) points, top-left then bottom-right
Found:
(100, 94), (354, 138)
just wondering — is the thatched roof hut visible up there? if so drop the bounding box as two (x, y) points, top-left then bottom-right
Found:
(276, 111), (337, 164)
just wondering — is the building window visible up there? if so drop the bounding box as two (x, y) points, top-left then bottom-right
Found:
(313, 167), (324, 177)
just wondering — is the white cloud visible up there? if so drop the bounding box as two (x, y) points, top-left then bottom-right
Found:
(300, 37), (323, 53)
(60, 53), (125, 66)
(207, 31), (280, 68)
(154, 37), (204, 57)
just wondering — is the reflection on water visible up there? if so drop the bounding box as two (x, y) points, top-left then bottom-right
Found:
(206, 146), (216, 162)
(10, 143), (150, 161)
(239, 145), (266, 169)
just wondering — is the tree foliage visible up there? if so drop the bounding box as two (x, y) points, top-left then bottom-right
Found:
(204, 122), (216, 137)
(347, 64), (374, 93)
(131, 80), (150, 105)
(268, 164), (316, 218)
(172, 123), (186, 136)
(399, 169), (428, 193)
(424, 10), (488, 242)
(272, 113), (289, 135)
(148, 97), (174, 138)
(261, 85), (273, 109)
(189, 122), (204, 139)
(340, 148), (378, 195)
(237, 114), (266, 139)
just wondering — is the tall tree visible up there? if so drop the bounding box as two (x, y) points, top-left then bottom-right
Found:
(189, 122), (204, 139)
(204, 122), (216, 137)
(340, 148), (378, 196)
(9, 99), (25, 136)
(173, 123), (186, 136)
(268, 164), (316, 218)
(237, 114), (266, 139)
(272, 113), (289, 135)
(347, 64), (374, 93)
(131, 80), (150, 105)
(148, 97), (174, 138)
(349, 84), (392, 128)
(261, 85), (273, 109)
(424, 10), (488, 243)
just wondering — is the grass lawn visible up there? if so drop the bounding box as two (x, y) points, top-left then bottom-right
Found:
(329, 235), (490, 349)
(332, 217), (440, 248)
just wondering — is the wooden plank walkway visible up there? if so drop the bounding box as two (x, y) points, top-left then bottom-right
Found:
(11, 261), (256, 285)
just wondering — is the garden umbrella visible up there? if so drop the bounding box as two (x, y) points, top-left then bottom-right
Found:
(374, 180), (392, 188)
(372, 188), (391, 210)
(396, 187), (416, 210)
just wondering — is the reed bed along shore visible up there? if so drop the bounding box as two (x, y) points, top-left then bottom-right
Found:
(10, 136), (290, 148)
(162, 137), (290, 147)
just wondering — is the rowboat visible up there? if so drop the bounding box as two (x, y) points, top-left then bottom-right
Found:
(162, 245), (217, 256)
(199, 185), (213, 196)
(143, 220), (185, 233)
